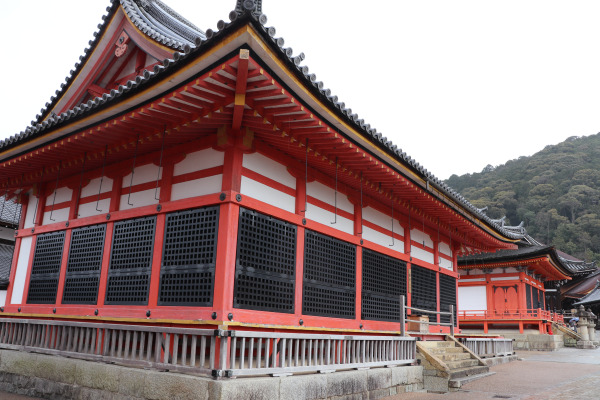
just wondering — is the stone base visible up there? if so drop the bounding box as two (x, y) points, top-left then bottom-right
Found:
(576, 340), (598, 349)
(498, 334), (564, 351)
(0, 349), (424, 400)
(482, 355), (518, 367)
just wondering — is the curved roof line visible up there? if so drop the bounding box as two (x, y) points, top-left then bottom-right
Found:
(0, 1), (526, 244)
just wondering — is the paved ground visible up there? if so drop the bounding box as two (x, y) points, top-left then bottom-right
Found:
(384, 347), (600, 400)
(0, 393), (41, 400)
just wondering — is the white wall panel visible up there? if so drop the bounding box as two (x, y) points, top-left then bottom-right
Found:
(362, 206), (404, 235)
(0, 228), (14, 242)
(458, 285), (487, 311)
(240, 176), (295, 213)
(10, 236), (32, 304)
(0, 291), (6, 307)
(44, 187), (73, 206)
(81, 177), (113, 198)
(243, 153), (296, 189)
(175, 149), (224, 176)
(120, 189), (160, 210)
(411, 228), (433, 248)
(122, 163), (161, 187)
(362, 226), (404, 252)
(440, 257), (453, 271)
(439, 242), (452, 257)
(411, 246), (434, 264)
(42, 208), (70, 225)
(305, 205), (354, 235)
(171, 175), (223, 201)
(307, 181), (353, 214)
(78, 199), (111, 218)
(23, 192), (37, 229)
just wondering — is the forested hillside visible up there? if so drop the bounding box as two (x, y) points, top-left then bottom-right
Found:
(445, 133), (600, 262)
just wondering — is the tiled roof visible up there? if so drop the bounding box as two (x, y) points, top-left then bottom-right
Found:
(459, 245), (554, 265)
(0, 0), (525, 243)
(0, 195), (20, 228)
(574, 281), (600, 306)
(0, 243), (14, 289)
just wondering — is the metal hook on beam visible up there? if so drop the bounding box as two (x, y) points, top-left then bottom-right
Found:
(155, 126), (166, 202)
(49, 162), (62, 222)
(127, 135), (140, 207)
(96, 145), (108, 212)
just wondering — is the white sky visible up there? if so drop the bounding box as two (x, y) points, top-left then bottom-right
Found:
(1, 1), (600, 180)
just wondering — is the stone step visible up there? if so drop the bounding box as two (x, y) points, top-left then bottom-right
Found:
(419, 341), (456, 348)
(437, 352), (471, 362)
(427, 347), (463, 354)
(449, 366), (489, 380)
(449, 372), (496, 389)
(447, 359), (480, 370)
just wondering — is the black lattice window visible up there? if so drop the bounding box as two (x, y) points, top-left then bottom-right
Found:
(27, 231), (65, 304)
(526, 284), (532, 310)
(105, 216), (156, 305)
(361, 249), (406, 321)
(158, 207), (219, 306)
(535, 288), (543, 309)
(62, 224), (106, 304)
(234, 208), (296, 313)
(303, 230), (355, 319)
(439, 273), (456, 325)
(411, 265), (437, 321)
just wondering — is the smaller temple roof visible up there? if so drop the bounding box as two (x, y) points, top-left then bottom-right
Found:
(573, 281), (600, 306)
(0, 195), (20, 228)
(557, 250), (597, 276)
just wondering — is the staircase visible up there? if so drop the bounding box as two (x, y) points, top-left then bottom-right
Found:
(417, 338), (493, 392)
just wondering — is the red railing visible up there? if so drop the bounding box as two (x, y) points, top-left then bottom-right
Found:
(458, 309), (564, 324)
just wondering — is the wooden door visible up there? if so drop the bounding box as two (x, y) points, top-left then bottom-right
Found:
(492, 285), (519, 316)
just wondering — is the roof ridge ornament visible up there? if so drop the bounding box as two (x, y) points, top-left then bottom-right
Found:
(234, 0), (263, 17)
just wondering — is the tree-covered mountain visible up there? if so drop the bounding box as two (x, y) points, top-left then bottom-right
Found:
(445, 133), (600, 262)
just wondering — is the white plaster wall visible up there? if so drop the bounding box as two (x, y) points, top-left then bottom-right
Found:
(78, 199), (111, 218)
(305, 205), (354, 235)
(411, 246), (434, 264)
(122, 163), (161, 187)
(23, 193), (37, 229)
(411, 228), (433, 248)
(42, 208), (70, 225)
(80, 177), (114, 198)
(439, 242), (452, 257)
(120, 188), (160, 210)
(0, 228), (14, 242)
(362, 226), (404, 252)
(458, 285), (487, 311)
(440, 257), (453, 271)
(363, 206), (404, 235)
(490, 276), (519, 281)
(10, 236), (32, 304)
(0, 291), (6, 307)
(307, 181), (353, 214)
(174, 148), (224, 176)
(243, 153), (296, 189)
(44, 187), (72, 206)
(240, 176), (295, 213)
(171, 175), (223, 201)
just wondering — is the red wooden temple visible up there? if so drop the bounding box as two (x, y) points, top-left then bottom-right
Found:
(0, 0), (524, 337)
(457, 222), (596, 334)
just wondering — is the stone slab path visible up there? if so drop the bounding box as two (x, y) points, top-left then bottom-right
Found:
(384, 347), (600, 400)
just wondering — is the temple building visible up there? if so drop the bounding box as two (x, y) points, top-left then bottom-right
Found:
(457, 219), (596, 339)
(0, 0), (528, 355)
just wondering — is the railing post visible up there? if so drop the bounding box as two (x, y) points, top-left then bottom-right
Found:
(400, 295), (406, 336)
(450, 305), (455, 336)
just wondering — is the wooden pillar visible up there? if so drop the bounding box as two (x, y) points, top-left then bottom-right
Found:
(294, 226), (305, 319)
(55, 229), (72, 306)
(356, 246), (363, 327)
(148, 214), (166, 308)
(96, 222), (114, 308)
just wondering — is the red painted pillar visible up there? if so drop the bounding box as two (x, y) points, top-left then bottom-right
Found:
(148, 214), (166, 308)
(55, 229), (72, 307)
(436, 271), (441, 324)
(96, 222), (114, 309)
(356, 246), (363, 327)
(404, 225), (412, 313)
(294, 226), (305, 319)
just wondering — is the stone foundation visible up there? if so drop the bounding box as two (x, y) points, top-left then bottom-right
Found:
(0, 349), (423, 400)
(500, 334), (564, 351)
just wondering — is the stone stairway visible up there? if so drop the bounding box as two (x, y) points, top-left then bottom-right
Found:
(417, 338), (493, 392)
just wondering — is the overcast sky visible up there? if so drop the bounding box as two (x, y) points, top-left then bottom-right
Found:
(1, 1), (600, 180)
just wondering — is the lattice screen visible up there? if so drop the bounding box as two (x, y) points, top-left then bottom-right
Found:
(303, 230), (355, 319)
(410, 265), (437, 321)
(233, 208), (296, 313)
(62, 224), (106, 304)
(362, 249), (406, 321)
(439, 273), (456, 325)
(27, 231), (65, 304)
(105, 216), (156, 305)
(158, 207), (219, 306)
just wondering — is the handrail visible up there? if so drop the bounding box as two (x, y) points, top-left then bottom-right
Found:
(399, 295), (455, 336)
(460, 338), (514, 358)
(458, 309), (564, 323)
(0, 318), (417, 379)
